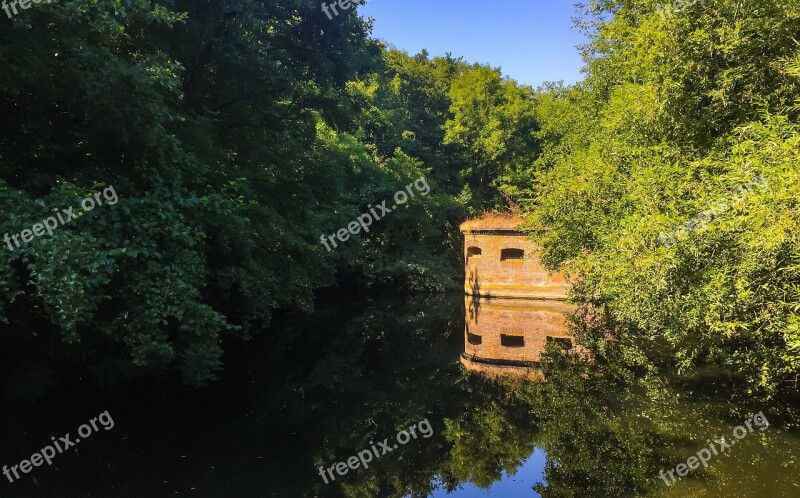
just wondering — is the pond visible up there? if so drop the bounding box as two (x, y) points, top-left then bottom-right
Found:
(0, 293), (798, 497)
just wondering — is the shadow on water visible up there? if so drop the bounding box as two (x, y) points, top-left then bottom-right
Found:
(0, 293), (798, 497)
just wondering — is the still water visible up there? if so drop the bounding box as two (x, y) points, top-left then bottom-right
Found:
(0, 293), (798, 497)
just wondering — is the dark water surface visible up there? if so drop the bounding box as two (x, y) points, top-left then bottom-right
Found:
(0, 293), (798, 497)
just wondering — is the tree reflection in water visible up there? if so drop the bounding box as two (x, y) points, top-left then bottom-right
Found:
(263, 294), (799, 498)
(0, 293), (797, 497)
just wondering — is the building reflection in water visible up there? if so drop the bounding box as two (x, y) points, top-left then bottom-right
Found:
(461, 297), (578, 379)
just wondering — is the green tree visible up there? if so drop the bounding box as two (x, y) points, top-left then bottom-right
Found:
(529, 0), (800, 397)
(444, 65), (541, 207)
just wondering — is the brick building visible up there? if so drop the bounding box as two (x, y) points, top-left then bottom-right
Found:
(460, 214), (570, 300)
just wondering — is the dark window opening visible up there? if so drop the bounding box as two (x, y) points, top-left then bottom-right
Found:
(467, 247), (482, 260)
(467, 332), (482, 345)
(500, 248), (525, 261)
(501, 334), (525, 348)
(547, 337), (573, 350)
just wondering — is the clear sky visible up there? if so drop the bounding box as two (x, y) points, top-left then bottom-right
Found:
(429, 449), (546, 497)
(358, 0), (588, 88)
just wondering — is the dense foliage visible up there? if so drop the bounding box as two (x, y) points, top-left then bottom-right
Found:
(528, 0), (800, 397)
(0, 0), (538, 385)
(1, 0), (797, 399)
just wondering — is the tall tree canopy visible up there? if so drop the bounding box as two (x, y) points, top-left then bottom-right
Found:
(0, 0), (538, 387)
(529, 0), (800, 397)
(2, 0), (797, 400)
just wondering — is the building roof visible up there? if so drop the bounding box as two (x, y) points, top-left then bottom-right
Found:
(460, 213), (525, 233)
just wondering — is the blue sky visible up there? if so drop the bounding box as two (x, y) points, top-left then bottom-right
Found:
(428, 449), (546, 498)
(359, 0), (588, 88)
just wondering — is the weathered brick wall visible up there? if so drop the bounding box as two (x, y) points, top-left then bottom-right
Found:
(462, 230), (570, 299)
